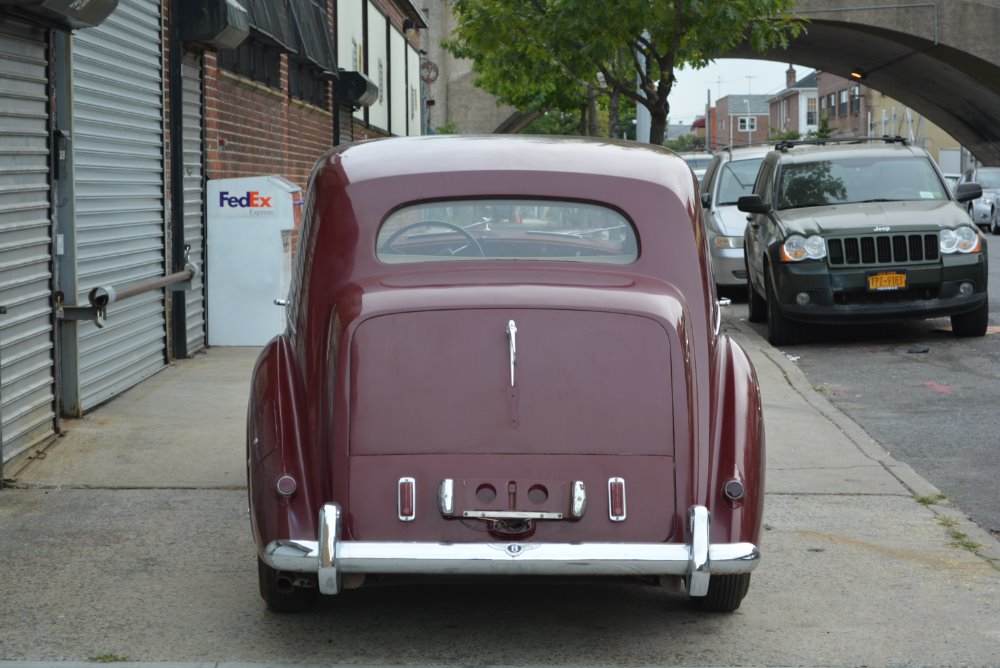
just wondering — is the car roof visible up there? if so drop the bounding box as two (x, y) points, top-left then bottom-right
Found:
(328, 134), (691, 186)
(770, 140), (929, 164)
(720, 145), (772, 161)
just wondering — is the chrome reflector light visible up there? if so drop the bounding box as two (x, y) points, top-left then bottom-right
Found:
(571, 480), (587, 518)
(608, 477), (626, 521)
(398, 477), (416, 521)
(438, 478), (455, 516)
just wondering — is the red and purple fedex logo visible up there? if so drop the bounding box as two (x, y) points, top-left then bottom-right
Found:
(219, 190), (273, 210)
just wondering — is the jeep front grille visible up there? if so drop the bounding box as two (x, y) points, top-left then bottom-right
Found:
(827, 233), (939, 266)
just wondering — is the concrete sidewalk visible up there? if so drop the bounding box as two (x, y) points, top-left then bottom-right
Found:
(0, 325), (998, 667)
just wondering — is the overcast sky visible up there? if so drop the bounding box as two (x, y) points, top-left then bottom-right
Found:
(667, 58), (815, 126)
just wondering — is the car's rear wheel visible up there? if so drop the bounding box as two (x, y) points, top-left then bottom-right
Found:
(765, 272), (800, 346)
(689, 573), (752, 612)
(258, 557), (318, 613)
(746, 259), (766, 323)
(991, 214), (999, 235)
(950, 301), (989, 337)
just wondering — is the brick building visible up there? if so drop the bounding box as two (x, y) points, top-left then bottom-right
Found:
(0, 0), (428, 468)
(715, 94), (771, 148)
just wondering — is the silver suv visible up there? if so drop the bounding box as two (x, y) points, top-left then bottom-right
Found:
(699, 146), (771, 292)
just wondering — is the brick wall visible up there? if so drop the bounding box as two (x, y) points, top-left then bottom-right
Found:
(203, 52), (334, 193)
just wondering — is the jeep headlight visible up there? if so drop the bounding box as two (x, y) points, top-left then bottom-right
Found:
(940, 226), (981, 254)
(781, 234), (827, 261)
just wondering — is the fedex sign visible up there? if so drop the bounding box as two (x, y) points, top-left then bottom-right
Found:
(219, 191), (273, 210)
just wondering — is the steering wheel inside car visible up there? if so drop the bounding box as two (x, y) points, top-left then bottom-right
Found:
(380, 220), (486, 257)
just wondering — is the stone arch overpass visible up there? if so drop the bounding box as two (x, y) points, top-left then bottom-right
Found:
(725, 0), (1000, 164)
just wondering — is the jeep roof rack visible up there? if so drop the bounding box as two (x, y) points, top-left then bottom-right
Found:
(775, 135), (910, 152)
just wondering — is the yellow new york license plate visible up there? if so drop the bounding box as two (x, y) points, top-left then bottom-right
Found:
(867, 271), (907, 291)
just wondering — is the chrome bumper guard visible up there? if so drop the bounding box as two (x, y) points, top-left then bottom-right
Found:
(261, 503), (760, 596)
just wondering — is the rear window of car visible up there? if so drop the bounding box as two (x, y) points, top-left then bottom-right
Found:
(376, 199), (639, 264)
(777, 155), (948, 209)
(717, 158), (764, 205)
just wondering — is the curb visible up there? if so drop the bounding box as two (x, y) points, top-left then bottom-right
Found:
(725, 313), (1000, 567)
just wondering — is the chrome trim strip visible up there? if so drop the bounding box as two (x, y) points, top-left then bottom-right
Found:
(505, 319), (517, 386)
(261, 504), (759, 595)
(571, 480), (587, 518)
(462, 510), (563, 520)
(438, 479), (454, 516)
(686, 505), (710, 596)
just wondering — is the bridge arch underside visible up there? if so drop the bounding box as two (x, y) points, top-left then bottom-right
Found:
(727, 20), (1000, 165)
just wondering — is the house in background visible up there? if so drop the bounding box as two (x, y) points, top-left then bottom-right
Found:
(768, 66), (818, 137)
(816, 71), (961, 166)
(715, 94), (770, 148)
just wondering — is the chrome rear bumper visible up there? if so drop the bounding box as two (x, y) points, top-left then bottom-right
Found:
(261, 503), (760, 597)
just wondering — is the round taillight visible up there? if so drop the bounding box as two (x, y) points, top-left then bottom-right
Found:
(723, 479), (746, 502)
(276, 475), (297, 497)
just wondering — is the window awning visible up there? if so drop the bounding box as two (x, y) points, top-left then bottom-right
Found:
(3, 0), (118, 30)
(240, 0), (295, 51)
(287, 0), (337, 76)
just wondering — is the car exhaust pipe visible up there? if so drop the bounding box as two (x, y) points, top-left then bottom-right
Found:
(274, 574), (296, 594)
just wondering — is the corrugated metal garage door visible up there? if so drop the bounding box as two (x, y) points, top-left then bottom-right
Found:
(180, 52), (205, 355)
(71, 0), (167, 410)
(0, 20), (58, 463)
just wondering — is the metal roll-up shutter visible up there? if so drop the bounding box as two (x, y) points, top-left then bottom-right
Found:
(180, 51), (205, 355)
(0, 21), (58, 463)
(71, 0), (166, 410)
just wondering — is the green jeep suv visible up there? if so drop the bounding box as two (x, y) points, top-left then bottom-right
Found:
(738, 137), (988, 345)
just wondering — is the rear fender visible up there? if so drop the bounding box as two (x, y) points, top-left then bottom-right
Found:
(707, 335), (765, 545)
(247, 336), (318, 552)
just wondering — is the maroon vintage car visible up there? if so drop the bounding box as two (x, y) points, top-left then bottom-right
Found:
(247, 135), (764, 613)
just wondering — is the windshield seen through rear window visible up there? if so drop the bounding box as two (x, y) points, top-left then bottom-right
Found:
(377, 200), (638, 264)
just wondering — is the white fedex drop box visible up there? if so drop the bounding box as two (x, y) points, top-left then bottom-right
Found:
(206, 175), (301, 345)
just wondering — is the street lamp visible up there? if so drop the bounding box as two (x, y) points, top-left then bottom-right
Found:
(744, 99), (752, 147)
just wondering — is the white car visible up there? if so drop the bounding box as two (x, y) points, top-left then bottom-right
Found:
(957, 167), (1000, 234)
(699, 146), (771, 291)
(678, 151), (713, 180)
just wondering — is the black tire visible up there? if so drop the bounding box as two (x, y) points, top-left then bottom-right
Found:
(950, 301), (989, 337)
(992, 214), (1000, 236)
(765, 271), (800, 346)
(746, 260), (767, 323)
(690, 573), (752, 612)
(258, 557), (318, 613)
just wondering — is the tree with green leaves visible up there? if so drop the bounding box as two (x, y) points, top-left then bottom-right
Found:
(446, 0), (804, 144)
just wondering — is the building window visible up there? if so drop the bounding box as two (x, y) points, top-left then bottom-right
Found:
(838, 89), (848, 117)
(377, 59), (384, 104)
(807, 97), (817, 125)
(218, 37), (282, 90)
(738, 116), (757, 132)
(289, 62), (328, 108)
(828, 93), (836, 117)
(850, 84), (861, 114)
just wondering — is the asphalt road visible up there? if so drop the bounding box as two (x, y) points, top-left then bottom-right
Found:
(727, 230), (1000, 537)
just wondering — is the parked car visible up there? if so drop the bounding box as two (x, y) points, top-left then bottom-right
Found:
(248, 135), (764, 614)
(957, 166), (1000, 234)
(678, 151), (713, 180)
(699, 146), (771, 292)
(739, 137), (988, 346)
(943, 172), (961, 193)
